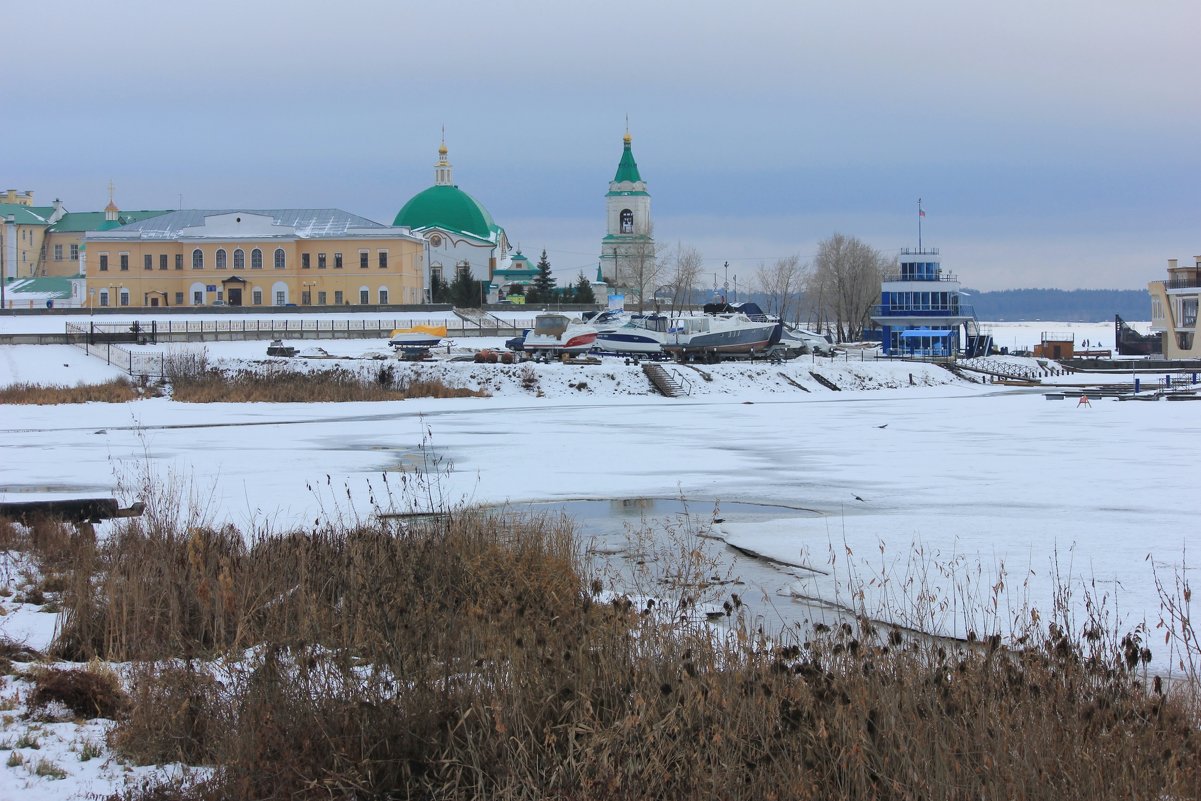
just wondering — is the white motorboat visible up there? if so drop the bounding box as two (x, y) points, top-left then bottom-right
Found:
(594, 314), (672, 355)
(662, 313), (781, 357)
(522, 313), (598, 355)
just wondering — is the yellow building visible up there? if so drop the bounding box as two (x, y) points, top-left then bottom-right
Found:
(84, 208), (425, 308)
(43, 200), (172, 279)
(1148, 256), (1201, 358)
(1, 190), (65, 282)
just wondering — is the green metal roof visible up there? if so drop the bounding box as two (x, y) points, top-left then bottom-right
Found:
(7, 276), (76, 298)
(392, 185), (498, 240)
(49, 210), (172, 233)
(0, 204), (52, 225)
(612, 139), (643, 184)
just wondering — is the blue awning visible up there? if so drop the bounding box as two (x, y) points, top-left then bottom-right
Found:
(900, 328), (952, 338)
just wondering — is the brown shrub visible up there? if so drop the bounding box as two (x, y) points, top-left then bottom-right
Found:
(29, 667), (126, 719)
(0, 378), (140, 404)
(169, 365), (486, 403)
(112, 662), (227, 766)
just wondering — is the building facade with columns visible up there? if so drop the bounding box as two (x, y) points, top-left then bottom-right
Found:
(83, 209), (425, 308)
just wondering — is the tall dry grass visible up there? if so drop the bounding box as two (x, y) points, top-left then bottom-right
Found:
(15, 482), (1198, 801)
(0, 378), (144, 404)
(163, 350), (486, 403)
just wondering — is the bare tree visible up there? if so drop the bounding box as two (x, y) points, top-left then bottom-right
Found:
(609, 221), (660, 312)
(755, 255), (807, 324)
(661, 244), (703, 316)
(807, 234), (888, 342)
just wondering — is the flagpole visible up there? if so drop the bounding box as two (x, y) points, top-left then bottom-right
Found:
(918, 197), (923, 252)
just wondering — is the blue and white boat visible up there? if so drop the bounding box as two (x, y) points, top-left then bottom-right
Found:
(594, 314), (672, 355)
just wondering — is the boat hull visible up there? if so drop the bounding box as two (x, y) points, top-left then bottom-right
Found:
(595, 330), (666, 354)
(663, 321), (780, 355)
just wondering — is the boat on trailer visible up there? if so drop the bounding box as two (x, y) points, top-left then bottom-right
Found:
(662, 313), (781, 359)
(522, 313), (598, 356)
(388, 324), (447, 350)
(595, 314), (672, 355)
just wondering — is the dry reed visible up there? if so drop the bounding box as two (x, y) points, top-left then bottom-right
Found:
(13, 488), (1197, 801)
(0, 378), (143, 404)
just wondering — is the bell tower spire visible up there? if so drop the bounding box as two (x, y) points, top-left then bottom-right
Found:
(599, 126), (654, 294)
(435, 129), (453, 187)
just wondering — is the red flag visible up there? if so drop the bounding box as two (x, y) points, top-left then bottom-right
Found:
(919, 209), (926, 218)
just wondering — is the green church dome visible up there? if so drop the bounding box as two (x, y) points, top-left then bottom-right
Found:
(393, 184), (497, 240)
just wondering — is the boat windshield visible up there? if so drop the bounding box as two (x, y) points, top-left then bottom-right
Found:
(533, 315), (570, 336)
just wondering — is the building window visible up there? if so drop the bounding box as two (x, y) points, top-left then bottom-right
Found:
(233, 249), (245, 269)
(317, 291), (327, 305)
(175, 254), (183, 270)
(70, 244), (79, 260)
(99, 290), (109, 307)
(302, 253), (310, 269)
(379, 288), (389, 304)
(120, 291), (130, 307)
(193, 290), (203, 305)
(318, 253), (327, 269)
(378, 250), (388, 269)
(174, 292), (184, 305)
(271, 290), (282, 305)
(54, 244), (63, 261)
(252, 288), (263, 305)
(251, 248), (262, 269)
(620, 209), (634, 233)
(334, 252), (343, 269)
(359, 250), (369, 268)
(120, 253), (129, 271)
(144, 254), (153, 270)
(99, 254), (109, 272)
(360, 288), (369, 304)
(193, 249), (203, 269)
(159, 254), (168, 270)
(334, 290), (343, 304)
(216, 249), (227, 269)
(301, 290), (312, 305)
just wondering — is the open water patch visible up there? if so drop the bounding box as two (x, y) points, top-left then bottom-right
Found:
(503, 497), (849, 635)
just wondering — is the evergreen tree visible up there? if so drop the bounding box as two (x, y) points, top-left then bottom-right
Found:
(573, 271), (596, 304)
(449, 266), (481, 307)
(429, 271), (449, 304)
(530, 249), (556, 304)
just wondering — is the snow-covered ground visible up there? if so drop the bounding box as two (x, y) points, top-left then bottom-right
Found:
(0, 318), (1195, 799)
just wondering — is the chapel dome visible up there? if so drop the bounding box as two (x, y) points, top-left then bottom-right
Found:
(392, 184), (497, 240)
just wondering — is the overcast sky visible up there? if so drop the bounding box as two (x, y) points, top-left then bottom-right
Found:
(6, 0), (1198, 290)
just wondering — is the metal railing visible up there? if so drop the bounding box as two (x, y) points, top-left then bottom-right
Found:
(1167, 273), (1201, 290)
(882, 271), (959, 283)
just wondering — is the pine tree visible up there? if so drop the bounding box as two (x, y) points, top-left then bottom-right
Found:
(449, 266), (480, 307)
(430, 272), (449, 304)
(530, 249), (556, 304)
(573, 271), (596, 304)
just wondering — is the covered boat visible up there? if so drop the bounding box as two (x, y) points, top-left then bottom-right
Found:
(388, 324), (447, 349)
